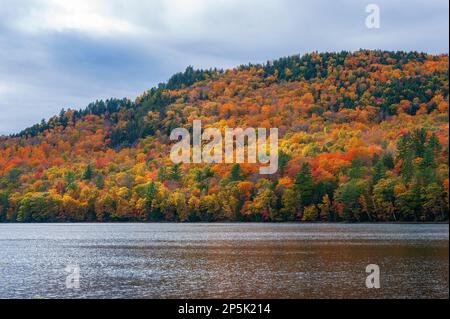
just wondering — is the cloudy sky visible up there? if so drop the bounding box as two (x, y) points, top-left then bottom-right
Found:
(0, 0), (448, 135)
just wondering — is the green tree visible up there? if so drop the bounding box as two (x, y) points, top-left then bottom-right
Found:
(373, 161), (387, 185)
(95, 173), (105, 189)
(295, 163), (314, 209)
(157, 166), (168, 181)
(64, 171), (77, 192)
(16, 193), (60, 222)
(335, 179), (369, 222)
(278, 150), (291, 174)
(349, 160), (365, 179)
(7, 168), (23, 186)
(422, 183), (447, 221)
(228, 164), (244, 183)
(401, 152), (415, 183)
(382, 153), (395, 170)
(281, 186), (301, 220)
(373, 177), (398, 221)
(395, 181), (422, 221)
(170, 164), (181, 181)
(0, 192), (9, 222)
(145, 182), (160, 221)
(83, 163), (94, 180)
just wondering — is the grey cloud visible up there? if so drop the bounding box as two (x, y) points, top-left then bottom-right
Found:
(0, 0), (448, 135)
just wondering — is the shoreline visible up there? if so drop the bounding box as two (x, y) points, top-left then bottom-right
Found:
(1, 221), (448, 225)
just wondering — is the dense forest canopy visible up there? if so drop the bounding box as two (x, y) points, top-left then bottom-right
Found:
(0, 50), (448, 222)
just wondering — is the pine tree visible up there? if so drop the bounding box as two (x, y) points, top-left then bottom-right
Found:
(170, 164), (181, 181)
(83, 163), (94, 180)
(228, 164), (244, 182)
(373, 161), (387, 185)
(295, 163), (315, 209)
(95, 173), (105, 189)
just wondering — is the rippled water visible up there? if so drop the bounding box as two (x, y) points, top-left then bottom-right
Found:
(0, 223), (448, 299)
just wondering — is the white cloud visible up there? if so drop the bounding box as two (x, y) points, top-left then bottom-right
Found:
(0, 82), (10, 97)
(10, 0), (290, 44)
(13, 0), (141, 36)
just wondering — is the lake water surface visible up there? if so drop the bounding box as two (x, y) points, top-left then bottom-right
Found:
(0, 223), (448, 299)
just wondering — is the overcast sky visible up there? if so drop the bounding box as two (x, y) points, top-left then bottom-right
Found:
(0, 0), (448, 135)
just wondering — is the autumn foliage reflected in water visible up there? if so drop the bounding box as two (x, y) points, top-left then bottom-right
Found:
(0, 223), (448, 299)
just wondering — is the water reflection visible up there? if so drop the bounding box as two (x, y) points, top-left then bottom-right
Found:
(0, 223), (448, 299)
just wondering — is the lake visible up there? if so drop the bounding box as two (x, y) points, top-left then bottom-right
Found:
(0, 223), (448, 299)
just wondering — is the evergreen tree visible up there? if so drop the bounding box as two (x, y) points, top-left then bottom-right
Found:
(170, 164), (181, 181)
(95, 173), (105, 189)
(83, 163), (94, 180)
(295, 163), (315, 209)
(373, 161), (387, 185)
(228, 164), (244, 182)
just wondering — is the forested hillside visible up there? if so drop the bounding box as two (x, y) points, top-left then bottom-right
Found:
(0, 50), (448, 222)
